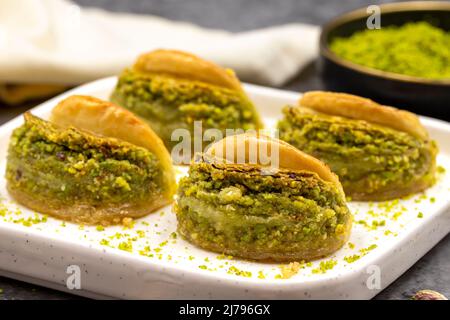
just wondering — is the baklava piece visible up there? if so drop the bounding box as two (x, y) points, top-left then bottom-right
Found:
(111, 50), (262, 151)
(278, 91), (437, 201)
(175, 133), (352, 261)
(6, 95), (176, 225)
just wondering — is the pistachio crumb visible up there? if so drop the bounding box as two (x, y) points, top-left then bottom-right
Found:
(312, 259), (337, 274)
(99, 239), (110, 246)
(344, 254), (361, 263)
(276, 261), (303, 279)
(122, 217), (134, 228)
(227, 266), (252, 278)
(437, 166), (446, 174)
(118, 241), (133, 252)
(359, 244), (378, 255)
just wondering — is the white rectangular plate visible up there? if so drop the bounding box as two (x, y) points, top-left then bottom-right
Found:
(0, 77), (449, 299)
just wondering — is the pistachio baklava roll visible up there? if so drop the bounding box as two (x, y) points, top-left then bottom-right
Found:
(175, 134), (352, 262)
(6, 95), (176, 225)
(278, 91), (437, 201)
(111, 50), (262, 151)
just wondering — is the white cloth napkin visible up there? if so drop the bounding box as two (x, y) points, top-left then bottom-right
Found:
(0, 0), (319, 86)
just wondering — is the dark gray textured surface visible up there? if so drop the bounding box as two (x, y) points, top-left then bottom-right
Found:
(0, 0), (448, 300)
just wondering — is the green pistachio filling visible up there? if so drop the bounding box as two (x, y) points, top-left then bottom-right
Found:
(278, 107), (437, 199)
(175, 155), (352, 261)
(6, 114), (164, 209)
(110, 69), (262, 150)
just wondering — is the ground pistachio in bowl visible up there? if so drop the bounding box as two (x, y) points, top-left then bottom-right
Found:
(330, 21), (450, 80)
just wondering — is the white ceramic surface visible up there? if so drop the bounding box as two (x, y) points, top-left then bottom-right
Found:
(0, 77), (449, 299)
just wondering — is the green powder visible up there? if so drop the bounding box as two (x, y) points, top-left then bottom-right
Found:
(330, 22), (450, 79)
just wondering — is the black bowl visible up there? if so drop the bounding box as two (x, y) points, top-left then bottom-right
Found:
(319, 1), (450, 121)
